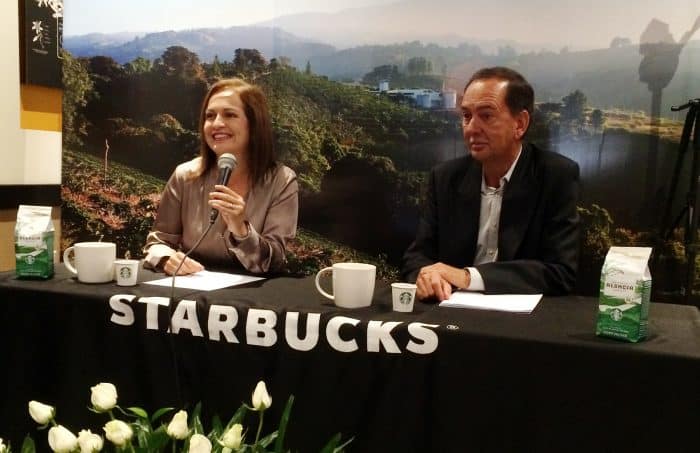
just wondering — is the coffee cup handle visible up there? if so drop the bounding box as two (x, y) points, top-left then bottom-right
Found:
(315, 267), (334, 300)
(63, 246), (78, 275)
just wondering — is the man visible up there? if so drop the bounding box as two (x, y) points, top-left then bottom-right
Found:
(402, 67), (580, 301)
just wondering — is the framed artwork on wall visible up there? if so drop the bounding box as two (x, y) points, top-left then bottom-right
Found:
(19, 0), (63, 88)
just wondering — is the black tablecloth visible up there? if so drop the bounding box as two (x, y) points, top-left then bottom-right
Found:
(1, 265), (700, 452)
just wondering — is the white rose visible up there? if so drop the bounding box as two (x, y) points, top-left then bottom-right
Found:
(103, 420), (133, 447)
(166, 410), (189, 440)
(251, 381), (271, 411)
(78, 429), (104, 452)
(0, 437), (7, 453)
(188, 433), (212, 453)
(90, 383), (117, 412)
(219, 423), (243, 449)
(28, 400), (55, 425)
(48, 425), (78, 453)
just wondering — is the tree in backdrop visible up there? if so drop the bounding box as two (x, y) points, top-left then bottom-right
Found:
(362, 64), (400, 86)
(151, 46), (208, 130)
(210, 55), (223, 79)
(590, 109), (605, 132)
(406, 56), (432, 75)
(62, 50), (94, 149)
(124, 56), (152, 75)
(83, 55), (130, 140)
(233, 48), (267, 77)
(560, 89), (588, 134)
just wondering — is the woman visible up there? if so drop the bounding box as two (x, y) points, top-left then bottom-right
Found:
(143, 78), (298, 275)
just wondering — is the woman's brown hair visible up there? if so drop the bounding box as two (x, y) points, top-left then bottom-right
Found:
(195, 78), (276, 187)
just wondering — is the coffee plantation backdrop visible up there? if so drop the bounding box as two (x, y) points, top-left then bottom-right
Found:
(62, 0), (700, 301)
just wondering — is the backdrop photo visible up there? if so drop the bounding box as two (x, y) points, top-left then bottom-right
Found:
(60, 0), (700, 301)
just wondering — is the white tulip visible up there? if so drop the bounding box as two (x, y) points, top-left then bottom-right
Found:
(103, 420), (133, 447)
(90, 383), (117, 412)
(166, 410), (189, 440)
(251, 381), (271, 411)
(219, 423), (243, 449)
(0, 437), (7, 453)
(188, 433), (212, 453)
(28, 400), (55, 425)
(48, 425), (78, 453)
(78, 429), (104, 452)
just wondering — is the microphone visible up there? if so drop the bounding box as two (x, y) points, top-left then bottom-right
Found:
(209, 153), (237, 224)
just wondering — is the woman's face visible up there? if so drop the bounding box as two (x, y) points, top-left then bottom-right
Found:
(203, 89), (250, 159)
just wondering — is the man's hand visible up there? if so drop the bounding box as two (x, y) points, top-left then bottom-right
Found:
(163, 251), (204, 276)
(416, 262), (470, 301)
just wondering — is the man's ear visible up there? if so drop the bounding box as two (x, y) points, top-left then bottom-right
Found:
(514, 110), (530, 140)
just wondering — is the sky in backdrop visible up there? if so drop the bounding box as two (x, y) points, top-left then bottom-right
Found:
(64, 0), (399, 35)
(63, 0), (700, 51)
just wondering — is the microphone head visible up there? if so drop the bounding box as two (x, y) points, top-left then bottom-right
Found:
(217, 153), (237, 171)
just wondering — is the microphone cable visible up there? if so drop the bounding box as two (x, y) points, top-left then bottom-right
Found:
(165, 153), (234, 407)
(167, 220), (216, 408)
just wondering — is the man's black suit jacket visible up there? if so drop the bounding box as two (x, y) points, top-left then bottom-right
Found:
(402, 143), (580, 295)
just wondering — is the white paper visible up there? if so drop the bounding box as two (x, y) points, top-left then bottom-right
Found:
(439, 291), (542, 313)
(144, 270), (264, 291)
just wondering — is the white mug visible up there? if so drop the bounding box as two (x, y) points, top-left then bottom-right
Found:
(315, 262), (376, 308)
(63, 242), (116, 283)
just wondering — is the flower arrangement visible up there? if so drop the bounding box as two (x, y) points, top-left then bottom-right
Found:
(2, 381), (351, 453)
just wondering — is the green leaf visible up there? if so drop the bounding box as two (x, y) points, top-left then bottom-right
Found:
(274, 395), (295, 453)
(146, 426), (171, 451)
(210, 414), (224, 437)
(192, 401), (203, 421)
(320, 433), (355, 453)
(319, 433), (341, 453)
(21, 434), (36, 453)
(136, 429), (149, 449)
(127, 406), (149, 419)
(193, 412), (205, 435)
(258, 431), (278, 448)
(151, 407), (175, 423)
(331, 436), (354, 453)
(225, 404), (248, 429)
(132, 419), (153, 435)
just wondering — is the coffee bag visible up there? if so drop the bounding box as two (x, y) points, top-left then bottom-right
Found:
(596, 246), (652, 342)
(15, 205), (54, 279)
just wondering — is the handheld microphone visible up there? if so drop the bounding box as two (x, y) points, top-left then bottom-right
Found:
(209, 153), (237, 224)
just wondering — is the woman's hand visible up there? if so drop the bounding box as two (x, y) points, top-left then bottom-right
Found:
(209, 184), (248, 237)
(163, 251), (204, 275)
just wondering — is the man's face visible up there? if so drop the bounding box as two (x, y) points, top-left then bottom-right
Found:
(460, 78), (527, 165)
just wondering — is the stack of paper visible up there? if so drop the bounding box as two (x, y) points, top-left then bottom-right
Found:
(144, 270), (264, 291)
(439, 291), (542, 314)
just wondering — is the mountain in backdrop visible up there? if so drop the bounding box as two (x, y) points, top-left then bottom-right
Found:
(62, 0), (699, 117)
(256, 0), (697, 51)
(64, 26), (336, 66)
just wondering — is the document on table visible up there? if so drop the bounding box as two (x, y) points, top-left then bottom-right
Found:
(439, 291), (542, 314)
(144, 270), (265, 291)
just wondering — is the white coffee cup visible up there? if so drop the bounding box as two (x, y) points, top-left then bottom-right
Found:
(315, 262), (376, 308)
(391, 283), (417, 312)
(63, 242), (116, 283)
(115, 259), (139, 286)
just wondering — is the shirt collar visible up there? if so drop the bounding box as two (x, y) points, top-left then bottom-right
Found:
(482, 145), (523, 192)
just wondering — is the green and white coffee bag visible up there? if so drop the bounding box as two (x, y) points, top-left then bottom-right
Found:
(15, 204), (54, 279)
(596, 246), (652, 342)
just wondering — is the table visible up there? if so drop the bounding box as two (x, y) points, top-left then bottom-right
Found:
(1, 265), (699, 452)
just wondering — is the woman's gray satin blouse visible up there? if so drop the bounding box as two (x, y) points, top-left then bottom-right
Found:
(143, 157), (298, 273)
